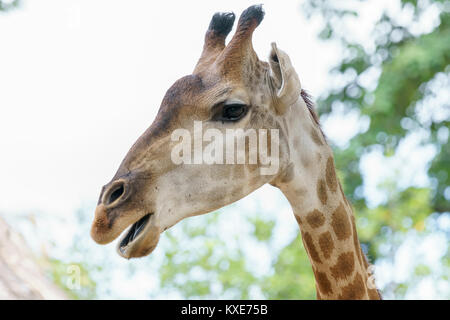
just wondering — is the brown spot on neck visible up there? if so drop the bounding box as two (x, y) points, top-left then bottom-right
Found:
(316, 179), (328, 205)
(315, 271), (332, 296)
(302, 232), (322, 264)
(325, 156), (338, 192)
(338, 273), (367, 300)
(350, 214), (365, 268)
(368, 288), (382, 300)
(330, 252), (355, 280)
(305, 209), (325, 228)
(318, 231), (334, 260)
(331, 203), (352, 240)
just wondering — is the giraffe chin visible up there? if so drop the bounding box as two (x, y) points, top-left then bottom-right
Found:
(116, 213), (160, 259)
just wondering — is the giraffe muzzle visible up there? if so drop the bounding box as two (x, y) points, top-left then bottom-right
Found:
(91, 172), (157, 250)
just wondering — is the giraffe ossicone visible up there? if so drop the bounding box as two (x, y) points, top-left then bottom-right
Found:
(90, 4), (381, 300)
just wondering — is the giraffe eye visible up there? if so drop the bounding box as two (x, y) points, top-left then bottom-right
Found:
(219, 103), (248, 121)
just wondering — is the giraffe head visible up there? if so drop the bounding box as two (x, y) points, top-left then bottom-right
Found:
(91, 5), (305, 259)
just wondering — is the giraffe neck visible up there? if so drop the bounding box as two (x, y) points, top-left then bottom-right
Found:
(273, 100), (381, 299)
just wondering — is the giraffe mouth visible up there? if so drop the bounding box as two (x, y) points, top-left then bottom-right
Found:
(117, 212), (160, 258)
(119, 213), (152, 247)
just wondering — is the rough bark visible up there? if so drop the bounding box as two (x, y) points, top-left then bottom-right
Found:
(0, 216), (67, 299)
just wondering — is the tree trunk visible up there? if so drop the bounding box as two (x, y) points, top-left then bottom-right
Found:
(0, 216), (67, 299)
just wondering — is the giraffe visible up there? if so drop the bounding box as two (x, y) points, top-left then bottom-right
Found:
(90, 5), (381, 300)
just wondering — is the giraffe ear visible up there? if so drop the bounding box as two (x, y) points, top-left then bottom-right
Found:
(269, 43), (301, 115)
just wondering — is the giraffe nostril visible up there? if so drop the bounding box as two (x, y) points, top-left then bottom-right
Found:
(106, 182), (125, 205)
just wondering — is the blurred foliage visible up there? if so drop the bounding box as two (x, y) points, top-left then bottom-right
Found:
(0, 0), (20, 12)
(159, 214), (258, 299)
(262, 235), (316, 299)
(37, 209), (102, 299)
(303, 0), (450, 213)
(358, 187), (432, 260)
(43, 258), (97, 299)
(157, 212), (317, 299)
